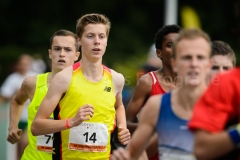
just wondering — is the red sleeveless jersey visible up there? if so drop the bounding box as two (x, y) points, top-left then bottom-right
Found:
(148, 71), (166, 160)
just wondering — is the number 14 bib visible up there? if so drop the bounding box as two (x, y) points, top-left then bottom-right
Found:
(68, 122), (108, 152)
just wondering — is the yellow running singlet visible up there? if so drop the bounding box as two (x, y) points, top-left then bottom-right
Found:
(21, 73), (53, 160)
(53, 62), (116, 160)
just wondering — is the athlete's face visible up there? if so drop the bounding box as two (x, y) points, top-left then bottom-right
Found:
(172, 37), (211, 87)
(209, 55), (234, 80)
(78, 24), (108, 62)
(157, 33), (179, 67)
(49, 36), (80, 72)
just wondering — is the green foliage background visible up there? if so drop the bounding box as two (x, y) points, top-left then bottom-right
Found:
(0, 0), (240, 86)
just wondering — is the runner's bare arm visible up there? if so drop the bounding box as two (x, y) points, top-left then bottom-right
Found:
(112, 95), (161, 160)
(31, 68), (72, 135)
(113, 71), (126, 127)
(7, 76), (36, 144)
(194, 130), (235, 160)
(127, 95), (160, 159)
(112, 70), (130, 145)
(145, 132), (158, 158)
(32, 67), (94, 136)
(126, 74), (152, 134)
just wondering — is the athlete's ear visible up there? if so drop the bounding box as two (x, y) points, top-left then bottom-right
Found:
(156, 49), (163, 60)
(48, 49), (52, 59)
(75, 51), (80, 61)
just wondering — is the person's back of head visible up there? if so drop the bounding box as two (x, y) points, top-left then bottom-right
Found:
(211, 40), (236, 66)
(154, 24), (182, 50)
(172, 28), (211, 59)
(50, 30), (79, 51)
(76, 13), (111, 39)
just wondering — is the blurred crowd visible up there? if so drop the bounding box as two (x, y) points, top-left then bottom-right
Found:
(0, 53), (48, 160)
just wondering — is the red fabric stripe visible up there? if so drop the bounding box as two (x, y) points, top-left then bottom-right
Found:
(149, 71), (165, 96)
(72, 62), (80, 71)
(103, 64), (111, 73)
(73, 63), (110, 73)
(57, 104), (61, 120)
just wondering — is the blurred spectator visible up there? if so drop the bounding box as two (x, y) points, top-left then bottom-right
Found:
(123, 44), (163, 108)
(0, 54), (36, 160)
(30, 53), (47, 74)
(146, 44), (162, 69)
(123, 44), (163, 109)
(137, 44), (162, 79)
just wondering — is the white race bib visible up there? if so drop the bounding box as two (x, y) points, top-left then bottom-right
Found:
(36, 134), (53, 153)
(160, 153), (196, 160)
(68, 122), (108, 152)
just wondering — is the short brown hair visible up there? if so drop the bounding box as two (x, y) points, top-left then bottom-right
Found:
(172, 28), (211, 58)
(76, 13), (111, 38)
(211, 40), (236, 66)
(50, 30), (79, 51)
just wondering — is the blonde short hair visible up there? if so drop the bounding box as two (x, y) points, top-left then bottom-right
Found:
(76, 13), (111, 38)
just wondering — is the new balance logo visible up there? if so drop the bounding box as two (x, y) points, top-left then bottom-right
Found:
(103, 86), (111, 92)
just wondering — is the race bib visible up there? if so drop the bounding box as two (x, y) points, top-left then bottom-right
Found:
(68, 122), (108, 152)
(160, 153), (196, 160)
(36, 134), (53, 153)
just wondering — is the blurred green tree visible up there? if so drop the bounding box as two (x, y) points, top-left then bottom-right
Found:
(0, 0), (239, 87)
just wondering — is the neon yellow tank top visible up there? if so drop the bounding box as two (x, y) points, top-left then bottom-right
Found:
(53, 62), (116, 160)
(21, 73), (53, 160)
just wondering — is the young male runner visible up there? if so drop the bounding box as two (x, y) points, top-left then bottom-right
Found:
(7, 30), (80, 160)
(111, 28), (212, 160)
(32, 13), (130, 160)
(126, 25), (181, 159)
(209, 40), (236, 81)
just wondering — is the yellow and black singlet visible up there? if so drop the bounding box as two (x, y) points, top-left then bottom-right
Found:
(53, 62), (116, 160)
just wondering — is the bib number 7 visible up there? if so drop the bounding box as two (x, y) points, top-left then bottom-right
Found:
(36, 134), (53, 152)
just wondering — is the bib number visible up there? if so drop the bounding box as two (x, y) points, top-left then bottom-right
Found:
(83, 132), (97, 143)
(36, 134), (53, 153)
(68, 122), (108, 152)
